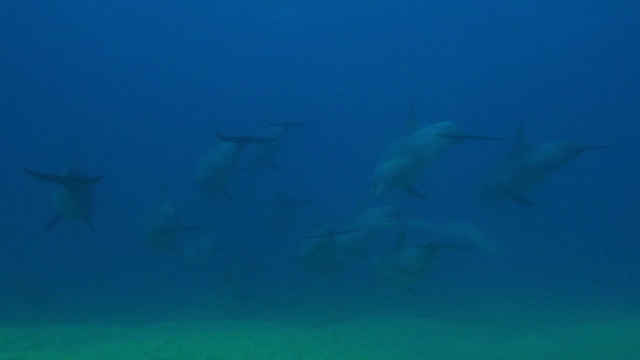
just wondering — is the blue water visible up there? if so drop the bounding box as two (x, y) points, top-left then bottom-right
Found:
(0, 0), (638, 327)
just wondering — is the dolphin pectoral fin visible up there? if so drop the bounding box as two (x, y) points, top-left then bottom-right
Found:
(563, 144), (617, 151)
(513, 196), (535, 207)
(407, 287), (416, 295)
(82, 176), (104, 185)
(43, 215), (63, 230)
(86, 217), (95, 232)
(403, 186), (427, 199)
(170, 245), (184, 257)
(222, 190), (235, 201)
(23, 167), (67, 184)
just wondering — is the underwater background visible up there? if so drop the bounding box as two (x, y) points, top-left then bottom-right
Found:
(1, 0), (639, 358)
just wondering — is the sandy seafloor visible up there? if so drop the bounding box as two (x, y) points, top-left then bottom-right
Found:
(1, 301), (638, 360)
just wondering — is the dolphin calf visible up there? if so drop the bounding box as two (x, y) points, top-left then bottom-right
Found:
(372, 223), (473, 293)
(478, 124), (614, 208)
(22, 164), (103, 231)
(372, 107), (501, 198)
(249, 121), (307, 171)
(196, 132), (276, 199)
(144, 202), (205, 256)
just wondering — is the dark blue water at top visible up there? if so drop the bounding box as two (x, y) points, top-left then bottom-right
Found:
(0, 0), (638, 324)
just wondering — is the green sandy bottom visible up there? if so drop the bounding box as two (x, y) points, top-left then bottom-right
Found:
(1, 316), (639, 359)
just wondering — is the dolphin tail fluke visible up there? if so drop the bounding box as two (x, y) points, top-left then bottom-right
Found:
(403, 186), (427, 199)
(43, 215), (62, 231)
(216, 132), (278, 146)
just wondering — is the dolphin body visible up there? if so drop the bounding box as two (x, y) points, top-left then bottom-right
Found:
(478, 124), (613, 208)
(22, 164), (102, 231)
(300, 226), (361, 274)
(371, 110), (500, 198)
(332, 205), (402, 261)
(372, 223), (473, 293)
(144, 202), (204, 255)
(249, 122), (307, 171)
(299, 206), (402, 273)
(196, 132), (276, 199)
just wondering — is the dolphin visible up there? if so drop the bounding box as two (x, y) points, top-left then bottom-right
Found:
(196, 132), (277, 199)
(144, 202), (205, 256)
(332, 205), (403, 261)
(478, 124), (614, 208)
(22, 164), (103, 231)
(371, 107), (501, 198)
(249, 121), (307, 171)
(300, 226), (361, 274)
(372, 223), (473, 293)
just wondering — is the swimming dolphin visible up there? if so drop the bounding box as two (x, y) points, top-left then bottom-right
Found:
(144, 202), (205, 256)
(249, 121), (307, 171)
(300, 226), (361, 274)
(332, 205), (403, 261)
(196, 132), (277, 199)
(372, 223), (473, 293)
(22, 164), (103, 231)
(371, 107), (501, 198)
(478, 124), (614, 208)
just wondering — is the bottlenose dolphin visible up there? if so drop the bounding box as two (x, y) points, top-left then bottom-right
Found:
(478, 124), (614, 208)
(372, 107), (501, 198)
(372, 223), (473, 293)
(196, 132), (276, 199)
(332, 205), (402, 261)
(144, 202), (205, 256)
(22, 164), (103, 231)
(300, 226), (361, 274)
(249, 121), (307, 171)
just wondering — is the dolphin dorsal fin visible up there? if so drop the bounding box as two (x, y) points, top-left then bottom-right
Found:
(511, 123), (530, 155)
(393, 223), (408, 250)
(404, 101), (418, 133)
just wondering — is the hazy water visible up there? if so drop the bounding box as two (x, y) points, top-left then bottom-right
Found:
(0, 1), (638, 349)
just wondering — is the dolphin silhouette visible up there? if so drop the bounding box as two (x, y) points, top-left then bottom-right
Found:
(372, 105), (501, 198)
(22, 164), (103, 231)
(196, 132), (277, 199)
(478, 124), (614, 208)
